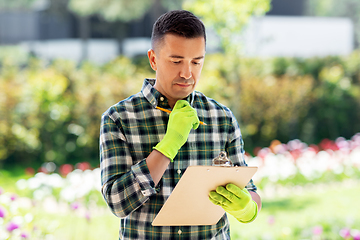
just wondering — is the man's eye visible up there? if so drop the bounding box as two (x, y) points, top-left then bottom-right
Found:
(172, 61), (181, 64)
(192, 62), (200, 65)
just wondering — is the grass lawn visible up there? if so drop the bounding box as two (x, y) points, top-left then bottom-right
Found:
(30, 180), (359, 240)
(229, 180), (360, 239)
(49, 213), (120, 240)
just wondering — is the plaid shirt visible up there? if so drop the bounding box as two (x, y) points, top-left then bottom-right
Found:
(100, 79), (257, 240)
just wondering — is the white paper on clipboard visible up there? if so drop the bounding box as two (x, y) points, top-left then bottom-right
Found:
(152, 165), (258, 226)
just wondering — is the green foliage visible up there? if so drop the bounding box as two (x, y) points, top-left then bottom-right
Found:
(197, 51), (360, 152)
(0, 0), (37, 9)
(68, 0), (153, 22)
(183, 0), (271, 54)
(1, 50), (360, 167)
(0, 56), (152, 168)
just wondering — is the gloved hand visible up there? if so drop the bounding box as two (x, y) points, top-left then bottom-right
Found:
(153, 100), (199, 161)
(209, 183), (258, 223)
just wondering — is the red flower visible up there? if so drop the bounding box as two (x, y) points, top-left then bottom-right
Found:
(25, 167), (35, 176)
(59, 164), (74, 176)
(319, 138), (339, 151)
(76, 162), (91, 171)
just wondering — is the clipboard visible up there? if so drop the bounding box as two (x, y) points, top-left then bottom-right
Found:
(152, 165), (258, 226)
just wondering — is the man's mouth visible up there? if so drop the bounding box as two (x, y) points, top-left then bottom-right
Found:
(176, 83), (192, 87)
(174, 81), (194, 87)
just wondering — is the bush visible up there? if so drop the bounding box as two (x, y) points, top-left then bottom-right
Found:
(198, 52), (360, 153)
(1, 50), (360, 167)
(0, 56), (153, 169)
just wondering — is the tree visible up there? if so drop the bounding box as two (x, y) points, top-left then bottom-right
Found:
(0, 0), (36, 9)
(182, 0), (271, 119)
(68, 0), (154, 59)
(183, 0), (271, 54)
(67, 0), (153, 22)
(68, 0), (181, 57)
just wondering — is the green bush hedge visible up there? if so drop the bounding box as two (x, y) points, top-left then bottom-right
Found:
(198, 52), (360, 152)
(1, 51), (360, 168)
(0, 56), (152, 169)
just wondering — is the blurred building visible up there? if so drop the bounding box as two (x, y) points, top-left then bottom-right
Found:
(240, 16), (353, 57)
(0, 0), (164, 63)
(0, 0), (355, 63)
(266, 0), (306, 16)
(239, 0), (354, 57)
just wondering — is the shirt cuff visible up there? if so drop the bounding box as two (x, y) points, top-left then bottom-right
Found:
(131, 160), (157, 197)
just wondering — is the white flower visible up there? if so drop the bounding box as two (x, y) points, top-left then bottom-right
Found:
(16, 179), (28, 190)
(47, 173), (65, 188)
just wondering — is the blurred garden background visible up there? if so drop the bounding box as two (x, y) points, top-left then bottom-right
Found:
(1, 0), (360, 239)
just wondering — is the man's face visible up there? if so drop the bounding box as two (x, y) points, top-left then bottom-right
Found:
(148, 34), (206, 108)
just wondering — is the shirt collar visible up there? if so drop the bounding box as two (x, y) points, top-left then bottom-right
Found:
(141, 78), (195, 109)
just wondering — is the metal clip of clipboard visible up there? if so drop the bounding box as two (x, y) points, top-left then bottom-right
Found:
(212, 151), (234, 167)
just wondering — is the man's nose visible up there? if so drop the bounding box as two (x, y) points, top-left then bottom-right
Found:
(179, 64), (192, 79)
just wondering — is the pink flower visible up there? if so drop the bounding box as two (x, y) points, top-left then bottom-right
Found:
(258, 148), (271, 159)
(71, 202), (80, 210)
(37, 166), (48, 174)
(6, 222), (19, 232)
(85, 211), (91, 222)
(290, 149), (302, 160)
(340, 228), (351, 239)
(268, 216), (275, 225)
(313, 226), (323, 235)
(76, 162), (91, 171)
(21, 232), (29, 239)
(0, 205), (6, 218)
(10, 194), (17, 201)
(308, 144), (319, 153)
(352, 230), (360, 240)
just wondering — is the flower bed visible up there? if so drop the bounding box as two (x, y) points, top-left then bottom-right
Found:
(1, 133), (360, 239)
(247, 133), (360, 189)
(0, 167), (105, 239)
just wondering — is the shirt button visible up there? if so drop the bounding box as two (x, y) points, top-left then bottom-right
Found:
(177, 169), (181, 174)
(178, 229), (182, 235)
(160, 97), (164, 101)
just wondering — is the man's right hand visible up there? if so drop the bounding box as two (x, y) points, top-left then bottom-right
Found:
(153, 100), (199, 161)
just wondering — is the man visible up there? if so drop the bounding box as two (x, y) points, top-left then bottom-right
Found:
(100, 10), (261, 239)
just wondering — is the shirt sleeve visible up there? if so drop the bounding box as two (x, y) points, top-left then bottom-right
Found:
(226, 110), (258, 192)
(99, 109), (157, 218)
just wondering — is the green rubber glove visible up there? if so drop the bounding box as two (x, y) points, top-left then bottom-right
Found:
(209, 183), (258, 223)
(153, 100), (199, 161)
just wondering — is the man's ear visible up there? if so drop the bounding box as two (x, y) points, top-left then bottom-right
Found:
(147, 49), (157, 71)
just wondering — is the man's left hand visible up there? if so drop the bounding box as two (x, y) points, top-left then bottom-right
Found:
(209, 183), (258, 223)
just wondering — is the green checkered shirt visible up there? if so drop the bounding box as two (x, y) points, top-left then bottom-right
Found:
(100, 79), (257, 239)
